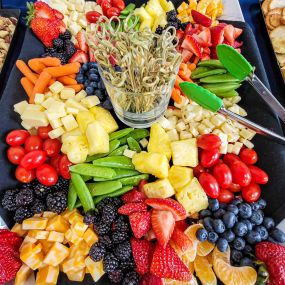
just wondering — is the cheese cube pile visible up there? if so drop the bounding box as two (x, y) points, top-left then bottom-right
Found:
(13, 210), (104, 284)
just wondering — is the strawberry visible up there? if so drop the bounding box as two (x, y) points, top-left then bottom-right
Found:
(170, 226), (192, 253)
(235, 48), (241, 53)
(191, 10), (212, 27)
(201, 53), (211, 61)
(129, 211), (151, 239)
(76, 31), (89, 53)
(140, 273), (164, 285)
(52, 9), (64, 20)
(145, 229), (156, 241)
(0, 231), (22, 250)
(122, 188), (147, 203)
(151, 243), (192, 281)
(138, 179), (148, 193)
(181, 35), (202, 58)
(181, 49), (193, 63)
(233, 41), (243, 48)
(192, 34), (209, 48)
(197, 28), (212, 46)
(69, 50), (89, 63)
(145, 198), (187, 221)
(234, 27), (243, 39)
(131, 238), (154, 275)
(210, 25), (225, 47)
(175, 220), (188, 232)
(33, 1), (55, 19)
(176, 29), (185, 42)
(224, 24), (235, 46)
(118, 202), (147, 215)
(184, 23), (193, 34)
(151, 210), (175, 248)
(203, 47), (211, 55)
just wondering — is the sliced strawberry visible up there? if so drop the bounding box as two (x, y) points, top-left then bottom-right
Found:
(140, 273), (164, 285)
(235, 48), (241, 53)
(181, 49), (193, 63)
(224, 24), (235, 46)
(151, 243), (192, 281)
(223, 39), (231, 45)
(234, 27), (243, 39)
(69, 50), (88, 63)
(185, 28), (199, 36)
(211, 25), (225, 47)
(52, 9), (64, 20)
(198, 28), (212, 46)
(89, 48), (96, 62)
(129, 211), (151, 239)
(191, 10), (212, 27)
(201, 53), (211, 61)
(145, 229), (157, 241)
(211, 48), (218, 59)
(138, 179), (148, 193)
(145, 198), (187, 221)
(233, 41), (243, 48)
(33, 2), (55, 20)
(181, 35), (202, 58)
(176, 29), (185, 42)
(122, 188), (147, 203)
(175, 220), (188, 232)
(192, 34), (208, 48)
(171, 227), (192, 253)
(118, 202), (147, 215)
(131, 238), (154, 275)
(203, 47), (211, 55)
(184, 23), (193, 34)
(151, 210), (175, 248)
(76, 31), (88, 53)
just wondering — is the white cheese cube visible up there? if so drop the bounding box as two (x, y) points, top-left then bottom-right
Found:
(47, 101), (66, 118)
(61, 114), (79, 131)
(45, 91), (53, 98)
(70, 10), (79, 21)
(123, 149), (136, 158)
(227, 144), (234, 153)
(174, 97), (189, 108)
(66, 107), (79, 115)
(48, 127), (65, 139)
(49, 81), (64, 94)
(240, 128), (256, 140)
(25, 104), (43, 112)
(218, 133), (228, 154)
(164, 109), (173, 118)
(75, 3), (84, 12)
(75, 90), (87, 101)
(232, 142), (243, 155)
(210, 114), (226, 127)
(14, 101), (28, 115)
(50, 118), (63, 129)
(81, 96), (100, 108)
(42, 97), (56, 109)
(78, 18), (88, 28)
(176, 121), (186, 132)
(66, 2), (76, 10)
(167, 116), (177, 130)
(60, 88), (76, 100)
(158, 116), (170, 129)
(21, 121), (33, 130)
(34, 93), (45, 105)
(227, 133), (239, 143)
(139, 138), (148, 148)
(21, 110), (49, 127)
(69, 22), (82, 35)
(167, 129), (179, 142)
(189, 125), (199, 137)
(240, 138), (254, 149)
(65, 98), (88, 111)
(179, 131), (192, 140)
(202, 119), (214, 130)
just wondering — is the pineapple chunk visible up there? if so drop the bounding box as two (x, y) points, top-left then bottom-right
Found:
(134, 7), (154, 30)
(147, 123), (171, 160)
(90, 106), (118, 133)
(171, 139), (198, 167)
(85, 257), (105, 282)
(46, 101), (66, 118)
(43, 242), (69, 266)
(143, 178), (175, 198)
(159, 0), (175, 11)
(61, 114), (79, 131)
(176, 178), (208, 214)
(76, 111), (95, 133)
(64, 135), (89, 164)
(40, 240), (53, 255)
(168, 166), (193, 190)
(86, 121), (109, 155)
(61, 128), (82, 143)
(11, 223), (27, 237)
(49, 81), (64, 94)
(66, 268), (86, 282)
(22, 217), (48, 230)
(62, 256), (85, 273)
(36, 265), (59, 285)
(15, 264), (33, 285)
(132, 151), (169, 178)
(47, 231), (65, 243)
(60, 87), (76, 100)
(83, 228), (98, 247)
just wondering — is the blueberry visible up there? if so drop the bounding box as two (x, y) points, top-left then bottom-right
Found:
(240, 219), (253, 231)
(200, 209), (212, 218)
(227, 204), (239, 215)
(76, 74), (85, 84)
(231, 249), (243, 263)
(114, 65), (122, 72)
(232, 198), (242, 206)
(102, 99), (113, 111)
(89, 62), (98, 68)
(208, 199), (219, 212)
(203, 217), (213, 232)
(270, 228), (285, 243)
(254, 225), (268, 241)
(243, 244), (253, 254)
(250, 202), (260, 211)
(207, 232), (219, 243)
(213, 209), (226, 219)
(98, 80), (105, 90)
(79, 68), (85, 74)
(221, 229), (235, 242)
(213, 219), (225, 234)
(250, 210), (264, 225)
(240, 257), (254, 267)
(263, 217), (275, 230)
(233, 237), (246, 251)
(86, 86), (94, 95)
(216, 238), (228, 252)
(257, 198), (267, 209)
(95, 89), (104, 100)
(89, 68), (99, 75)
(82, 63), (89, 71)
(238, 203), (252, 219)
(267, 236), (277, 243)
(84, 80), (90, 88)
(89, 73), (99, 82)
(222, 212), (237, 229)
(219, 203), (228, 209)
(245, 230), (262, 245)
(196, 228), (208, 242)
(90, 81), (98, 89)
(233, 222), (248, 237)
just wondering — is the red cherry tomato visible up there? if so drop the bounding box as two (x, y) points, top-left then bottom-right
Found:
(106, 7), (121, 18)
(37, 125), (53, 140)
(218, 189), (234, 203)
(112, 0), (125, 10)
(193, 164), (207, 178)
(200, 148), (221, 168)
(43, 139), (61, 157)
(223, 153), (240, 166)
(212, 163), (232, 189)
(241, 182), (261, 203)
(36, 164), (58, 186)
(59, 155), (72, 179)
(248, 165), (269, 185)
(228, 183), (241, 193)
(20, 150), (47, 170)
(6, 130), (30, 147)
(197, 134), (222, 150)
(239, 148), (258, 165)
(7, 146), (26, 165)
(15, 166), (35, 183)
(199, 173), (220, 198)
(230, 161), (252, 187)
(24, 135), (43, 152)
(101, 0), (112, 15)
(50, 154), (62, 174)
(86, 11), (102, 23)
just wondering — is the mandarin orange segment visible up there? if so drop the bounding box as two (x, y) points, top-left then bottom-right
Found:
(194, 255), (217, 285)
(183, 224), (202, 262)
(197, 240), (215, 256)
(165, 276), (198, 285)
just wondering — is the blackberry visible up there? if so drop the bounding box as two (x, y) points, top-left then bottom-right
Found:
(31, 199), (46, 214)
(114, 241), (131, 261)
(15, 188), (34, 206)
(60, 30), (72, 40)
(103, 253), (119, 273)
(122, 271), (140, 285)
(166, 21), (179, 30)
(53, 38), (64, 50)
(84, 210), (100, 225)
(2, 189), (19, 211)
(112, 216), (129, 232)
(108, 269), (123, 283)
(41, 52), (51, 58)
(94, 222), (110, 236)
(102, 204), (117, 225)
(97, 197), (117, 212)
(112, 197), (123, 208)
(46, 191), (67, 214)
(120, 258), (135, 270)
(112, 230), (128, 244)
(99, 235), (113, 250)
(14, 206), (33, 223)
(155, 26), (164, 35)
(55, 53), (68, 65)
(89, 242), (106, 262)
(34, 182), (51, 199)
(64, 40), (76, 58)
(52, 176), (69, 193)
(179, 21), (189, 30)
(45, 47), (56, 54)
(166, 10), (177, 22)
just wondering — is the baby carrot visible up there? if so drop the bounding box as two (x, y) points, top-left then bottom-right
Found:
(68, 74), (76, 79)
(171, 88), (182, 104)
(38, 57), (61, 67)
(66, 84), (83, 92)
(48, 78), (56, 86)
(16, 60), (38, 84)
(193, 56), (200, 65)
(175, 75), (183, 89)
(31, 71), (52, 103)
(187, 63), (196, 71)
(20, 77), (34, 98)
(44, 62), (80, 77)
(57, 76), (77, 85)
(28, 59), (46, 74)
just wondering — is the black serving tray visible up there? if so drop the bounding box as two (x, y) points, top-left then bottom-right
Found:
(1, 3), (285, 285)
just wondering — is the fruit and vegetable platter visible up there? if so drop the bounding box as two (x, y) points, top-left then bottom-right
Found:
(1, 0), (285, 284)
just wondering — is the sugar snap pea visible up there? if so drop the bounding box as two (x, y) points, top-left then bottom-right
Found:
(127, 137), (141, 152)
(117, 174), (149, 186)
(67, 183), (77, 211)
(70, 164), (116, 178)
(108, 145), (128, 156)
(201, 83), (241, 94)
(121, 3), (136, 15)
(93, 156), (135, 169)
(109, 128), (134, 141)
(82, 175), (92, 182)
(87, 181), (123, 196)
(215, 90), (239, 98)
(192, 68), (227, 79)
(93, 168), (140, 181)
(119, 129), (149, 145)
(119, 14), (127, 19)
(198, 59), (224, 69)
(71, 173), (94, 212)
(191, 67), (212, 77)
(199, 73), (240, 83)
(135, 22), (140, 31)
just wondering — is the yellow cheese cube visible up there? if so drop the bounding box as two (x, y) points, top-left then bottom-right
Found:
(22, 217), (48, 230)
(69, 240), (89, 258)
(43, 211), (57, 218)
(48, 127), (65, 139)
(43, 242), (69, 266)
(34, 93), (45, 105)
(83, 228), (98, 247)
(66, 268), (86, 282)
(36, 265), (59, 285)
(61, 114), (78, 131)
(21, 243), (42, 257)
(49, 81), (64, 94)
(28, 230), (49, 240)
(11, 223), (27, 237)
(71, 221), (88, 237)
(62, 256), (85, 273)
(85, 257), (104, 282)
(61, 208), (80, 220)
(47, 231), (65, 243)
(20, 236), (37, 251)
(65, 229), (83, 245)
(60, 87), (76, 100)
(15, 264), (33, 285)
(20, 244), (44, 270)
(68, 211), (84, 224)
(40, 240), (53, 254)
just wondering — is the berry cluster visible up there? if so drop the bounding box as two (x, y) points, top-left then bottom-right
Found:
(76, 62), (112, 110)
(86, 197), (139, 285)
(197, 197), (285, 266)
(1, 177), (68, 223)
(41, 30), (76, 64)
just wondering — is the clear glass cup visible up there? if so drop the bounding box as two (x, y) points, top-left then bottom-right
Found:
(98, 66), (176, 128)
